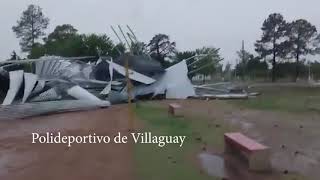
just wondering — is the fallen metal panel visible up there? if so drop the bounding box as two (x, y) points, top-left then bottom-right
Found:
(35, 59), (71, 79)
(0, 100), (110, 120)
(30, 88), (61, 102)
(2, 70), (24, 105)
(67, 85), (101, 102)
(35, 61), (44, 75)
(46, 60), (59, 76)
(108, 61), (156, 84)
(100, 59), (114, 95)
(0, 56), (95, 65)
(130, 60), (195, 99)
(200, 93), (248, 99)
(32, 80), (46, 94)
(41, 60), (53, 77)
(22, 73), (38, 103)
(194, 86), (229, 93)
(163, 60), (196, 99)
(114, 54), (164, 76)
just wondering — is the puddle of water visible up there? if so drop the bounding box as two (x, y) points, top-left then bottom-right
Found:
(198, 152), (227, 178)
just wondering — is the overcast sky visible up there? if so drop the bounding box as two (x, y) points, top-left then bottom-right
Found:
(1, 0), (320, 65)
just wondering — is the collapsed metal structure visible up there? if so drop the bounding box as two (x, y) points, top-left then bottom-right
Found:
(0, 26), (256, 119)
(0, 53), (199, 119)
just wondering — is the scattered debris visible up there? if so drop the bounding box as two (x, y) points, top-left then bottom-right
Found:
(195, 137), (202, 142)
(0, 54), (195, 118)
(202, 146), (207, 151)
(194, 82), (260, 100)
(0, 51), (259, 119)
(0, 100), (110, 120)
(168, 103), (183, 117)
(198, 152), (227, 179)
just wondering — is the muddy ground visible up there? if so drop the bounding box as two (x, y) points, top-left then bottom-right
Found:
(0, 105), (133, 180)
(166, 99), (320, 179)
(0, 99), (319, 180)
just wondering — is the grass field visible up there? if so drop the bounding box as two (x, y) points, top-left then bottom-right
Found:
(230, 86), (320, 113)
(133, 103), (229, 180)
(133, 100), (309, 180)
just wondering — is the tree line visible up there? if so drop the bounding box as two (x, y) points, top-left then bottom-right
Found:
(10, 5), (320, 82)
(10, 4), (222, 78)
(232, 13), (320, 82)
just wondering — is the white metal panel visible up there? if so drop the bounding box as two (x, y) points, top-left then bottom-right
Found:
(35, 61), (44, 75)
(30, 88), (61, 102)
(46, 60), (59, 76)
(131, 60), (195, 99)
(100, 60), (114, 95)
(164, 60), (195, 99)
(67, 85), (101, 102)
(32, 80), (46, 93)
(2, 70), (24, 105)
(108, 61), (156, 84)
(22, 73), (38, 103)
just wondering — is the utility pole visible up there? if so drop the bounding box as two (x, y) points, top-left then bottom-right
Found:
(111, 25), (135, 131)
(125, 54), (134, 131)
(241, 40), (245, 80)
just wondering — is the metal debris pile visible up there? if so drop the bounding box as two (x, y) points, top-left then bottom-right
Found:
(0, 53), (259, 119)
(0, 54), (200, 119)
(0, 26), (260, 119)
(194, 82), (260, 100)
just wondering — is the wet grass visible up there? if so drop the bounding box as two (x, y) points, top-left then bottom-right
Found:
(133, 103), (228, 180)
(230, 86), (320, 113)
(133, 102), (309, 180)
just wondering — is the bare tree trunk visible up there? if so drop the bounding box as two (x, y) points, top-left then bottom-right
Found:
(202, 75), (205, 84)
(295, 41), (300, 82)
(271, 37), (277, 82)
(272, 52), (276, 82)
(295, 53), (300, 82)
(31, 16), (35, 49)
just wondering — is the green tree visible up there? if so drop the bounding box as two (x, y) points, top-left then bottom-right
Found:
(246, 57), (268, 79)
(110, 43), (126, 58)
(191, 47), (223, 78)
(235, 48), (253, 79)
(175, 51), (197, 77)
(148, 34), (176, 67)
(255, 13), (289, 82)
(10, 51), (20, 60)
(30, 24), (117, 59)
(46, 24), (78, 42)
(175, 50), (196, 64)
(130, 42), (147, 55)
(82, 34), (114, 56)
(42, 24), (85, 57)
(29, 43), (46, 58)
(287, 19), (318, 81)
(12, 4), (49, 52)
(223, 62), (232, 81)
(311, 61), (320, 80)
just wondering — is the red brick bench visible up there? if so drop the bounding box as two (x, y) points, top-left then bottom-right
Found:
(224, 132), (271, 171)
(168, 103), (183, 117)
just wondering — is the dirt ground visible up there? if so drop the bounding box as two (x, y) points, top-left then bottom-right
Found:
(162, 99), (320, 179)
(0, 105), (133, 180)
(0, 99), (319, 180)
